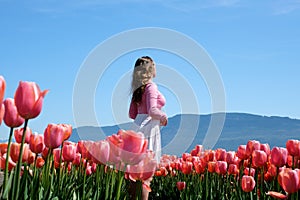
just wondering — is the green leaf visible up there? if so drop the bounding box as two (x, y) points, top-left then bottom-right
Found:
(2, 170), (14, 199)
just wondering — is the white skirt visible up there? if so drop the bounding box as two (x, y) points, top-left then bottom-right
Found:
(131, 114), (161, 164)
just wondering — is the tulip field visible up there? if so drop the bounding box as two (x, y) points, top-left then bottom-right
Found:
(1, 76), (300, 199)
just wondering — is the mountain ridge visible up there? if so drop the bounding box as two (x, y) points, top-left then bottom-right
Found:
(70, 112), (300, 156)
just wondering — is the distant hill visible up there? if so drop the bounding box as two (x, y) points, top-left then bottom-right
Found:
(70, 113), (300, 156)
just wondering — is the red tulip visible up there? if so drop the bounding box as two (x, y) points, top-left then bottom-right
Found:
(41, 147), (49, 159)
(44, 124), (70, 149)
(10, 143), (21, 163)
(246, 140), (261, 157)
(21, 144), (35, 164)
(193, 159), (206, 174)
(215, 148), (227, 161)
(14, 81), (48, 119)
(203, 150), (215, 162)
(176, 181), (186, 191)
(10, 143), (34, 164)
(228, 164), (239, 175)
(14, 127), (32, 144)
(0, 154), (16, 171)
(62, 142), (77, 162)
(252, 150), (267, 168)
(181, 161), (193, 175)
(29, 133), (45, 154)
(190, 145), (203, 156)
(270, 147), (288, 167)
(0, 143), (8, 155)
(0, 76), (6, 125)
(278, 168), (299, 194)
(3, 98), (24, 128)
(155, 167), (168, 177)
(89, 140), (110, 165)
(286, 139), (300, 157)
(119, 130), (148, 165)
(287, 155), (299, 168)
(241, 175), (256, 192)
(215, 161), (228, 175)
(35, 156), (45, 168)
(182, 153), (192, 161)
(208, 161), (216, 173)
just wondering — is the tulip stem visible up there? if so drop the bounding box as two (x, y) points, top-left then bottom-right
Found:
(12, 118), (29, 200)
(2, 127), (14, 193)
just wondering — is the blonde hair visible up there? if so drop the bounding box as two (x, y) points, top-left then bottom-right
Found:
(131, 56), (155, 102)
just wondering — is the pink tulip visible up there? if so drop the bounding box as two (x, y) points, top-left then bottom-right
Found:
(246, 140), (261, 157)
(226, 151), (236, 164)
(215, 161), (228, 175)
(29, 133), (45, 154)
(72, 153), (82, 166)
(244, 167), (256, 177)
(77, 140), (92, 160)
(89, 140), (110, 165)
(14, 127), (32, 144)
(252, 150), (267, 168)
(236, 145), (248, 160)
(61, 124), (72, 141)
(266, 191), (287, 200)
(62, 142), (77, 162)
(260, 143), (271, 155)
(126, 150), (157, 183)
(53, 148), (62, 168)
(278, 168), (299, 194)
(3, 98), (24, 128)
(0, 76), (6, 125)
(14, 81), (48, 119)
(107, 130), (148, 166)
(241, 175), (256, 192)
(44, 124), (71, 149)
(0, 103), (4, 126)
(270, 147), (288, 167)
(286, 139), (300, 157)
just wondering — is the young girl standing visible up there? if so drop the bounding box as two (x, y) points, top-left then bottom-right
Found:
(129, 56), (168, 199)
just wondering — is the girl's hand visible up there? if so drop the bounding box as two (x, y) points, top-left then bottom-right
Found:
(160, 115), (168, 126)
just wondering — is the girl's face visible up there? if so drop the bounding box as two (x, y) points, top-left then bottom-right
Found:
(152, 62), (156, 78)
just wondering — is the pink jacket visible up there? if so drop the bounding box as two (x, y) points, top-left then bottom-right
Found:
(129, 81), (166, 120)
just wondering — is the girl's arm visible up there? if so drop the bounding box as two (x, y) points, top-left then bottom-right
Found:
(146, 83), (167, 121)
(129, 99), (138, 119)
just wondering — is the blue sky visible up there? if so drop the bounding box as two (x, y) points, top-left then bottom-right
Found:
(1, 0), (300, 138)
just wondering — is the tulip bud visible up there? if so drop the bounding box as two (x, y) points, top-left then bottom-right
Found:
(14, 81), (48, 119)
(3, 98), (24, 128)
(241, 175), (256, 192)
